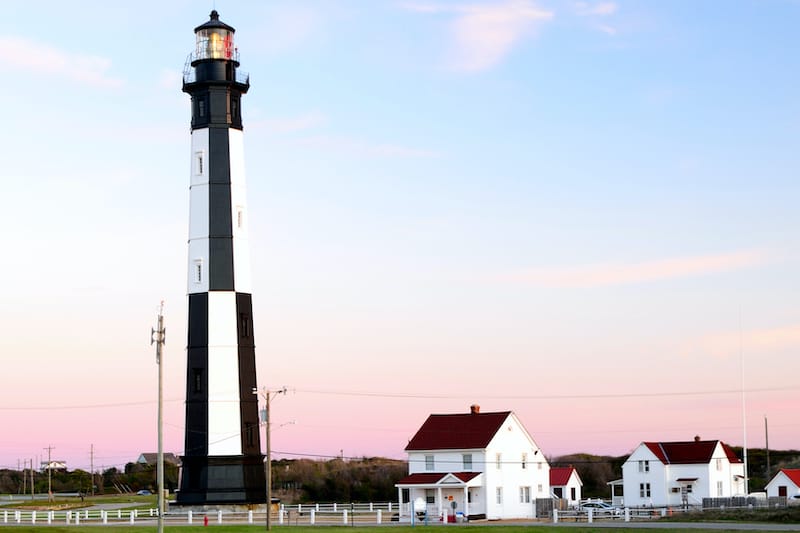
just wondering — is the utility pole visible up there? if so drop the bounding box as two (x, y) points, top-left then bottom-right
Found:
(44, 445), (54, 502)
(90, 444), (95, 497)
(151, 301), (166, 533)
(254, 387), (286, 531)
(21, 459), (26, 496)
(765, 416), (770, 481)
(30, 457), (34, 500)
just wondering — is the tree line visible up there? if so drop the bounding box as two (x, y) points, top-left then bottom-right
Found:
(2, 448), (797, 501)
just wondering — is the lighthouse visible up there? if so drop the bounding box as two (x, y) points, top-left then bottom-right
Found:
(177, 11), (266, 505)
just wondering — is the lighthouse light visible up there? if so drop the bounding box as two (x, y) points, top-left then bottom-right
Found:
(196, 28), (234, 60)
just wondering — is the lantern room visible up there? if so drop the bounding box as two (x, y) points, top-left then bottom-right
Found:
(194, 10), (236, 61)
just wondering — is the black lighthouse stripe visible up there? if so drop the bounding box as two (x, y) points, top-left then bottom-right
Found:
(208, 127), (235, 291)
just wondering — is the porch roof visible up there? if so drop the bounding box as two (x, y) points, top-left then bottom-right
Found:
(396, 472), (481, 487)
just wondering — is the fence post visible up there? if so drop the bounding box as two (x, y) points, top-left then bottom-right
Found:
(16, 510), (21, 524)
(279, 509), (284, 525)
(86, 509), (90, 520)
(343, 509), (348, 524)
(3, 510), (7, 523)
(130, 510), (135, 524)
(377, 509), (382, 524)
(118, 509), (122, 519)
(310, 509), (315, 525)
(48, 511), (53, 524)
(31, 511), (36, 524)
(218, 510), (223, 524)
(103, 510), (107, 524)
(333, 503), (337, 512)
(248, 510), (253, 523)
(553, 508), (558, 523)
(66, 511), (71, 524)
(624, 508), (630, 522)
(76, 512), (80, 525)
(370, 502), (374, 511)
(188, 510), (193, 524)
(298, 504), (302, 514)
(389, 502), (392, 512)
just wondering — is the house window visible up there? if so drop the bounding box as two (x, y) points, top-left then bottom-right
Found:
(462, 454), (472, 470)
(537, 483), (543, 493)
(496, 487), (503, 504)
(425, 489), (435, 504)
(519, 486), (530, 503)
(195, 151), (205, 176)
(716, 481), (723, 496)
(496, 453), (502, 469)
(716, 458), (723, 471)
(570, 487), (576, 501)
(639, 483), (651, 498)
(537, 462), (542, 470)
(402, 489), (410, 503)
(193, 260), (203, 284)
(521, 452), (527, 469)
(553, 487), (563, 498)
(685, 484), (693, 493)
(425, 455), (434, 471)
(638, 460), (650, 473)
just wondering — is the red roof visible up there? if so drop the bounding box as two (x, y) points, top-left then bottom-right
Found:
(643, 440), (742, 465)
(397, 472), (481, 485)
(405, 411), (511, 451)
(550, 467), (577, 487)
(781, 469), (800, 487)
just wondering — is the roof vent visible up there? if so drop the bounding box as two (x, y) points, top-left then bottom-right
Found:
(470, 404), (480, 414)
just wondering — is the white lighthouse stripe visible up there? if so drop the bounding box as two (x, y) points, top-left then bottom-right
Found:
(207, 292), (238, 347)
(232, 236), (252, 293)
(188, 183), (209, 240)
(187, 238), (209, 294)
(207, 345), (243, 456)
(229, 129), (246, 187)
(190, 128), (210, 186)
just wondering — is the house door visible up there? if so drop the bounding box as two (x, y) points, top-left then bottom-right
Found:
(779, 486), (787, 497)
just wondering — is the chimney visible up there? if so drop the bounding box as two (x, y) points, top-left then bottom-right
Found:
(470, 404), (480, 414)
(694, 435), (701, 442)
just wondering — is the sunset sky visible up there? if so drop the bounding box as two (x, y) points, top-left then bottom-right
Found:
(1, 0), (798, 474)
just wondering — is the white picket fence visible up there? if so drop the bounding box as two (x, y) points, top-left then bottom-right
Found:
(1, 503), (403, 527)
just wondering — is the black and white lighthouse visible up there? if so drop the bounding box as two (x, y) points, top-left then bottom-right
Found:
(177, 11), (266, 505)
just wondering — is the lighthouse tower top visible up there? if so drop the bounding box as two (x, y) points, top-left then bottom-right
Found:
(193, 10), (237, 62)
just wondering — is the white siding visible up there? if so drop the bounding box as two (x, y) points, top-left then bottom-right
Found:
(206, 292), (242, 455)
(228, 129), (252, 293)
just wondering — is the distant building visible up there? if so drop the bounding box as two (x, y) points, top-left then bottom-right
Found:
(765, 469), (800, 498)
(622, 437), (744, 507)
(395, 404), (550, 521)
(137, 453), (181, 467)
(550, 466), (582, 507)
(40, 460), (67, 473)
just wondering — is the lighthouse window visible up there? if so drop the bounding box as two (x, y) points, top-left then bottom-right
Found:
(236, 207), (244, 229)
(192, 368), (202, 393)
(198, 99), (206, 118)
(240, 313), (251, 338)
(195, 152), (205, 176)
(193, 260), (203, 284)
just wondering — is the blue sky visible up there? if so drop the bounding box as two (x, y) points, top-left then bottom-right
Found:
(0, 0), (798, 471)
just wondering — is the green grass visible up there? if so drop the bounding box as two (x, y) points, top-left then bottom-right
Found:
(0, 526), (787, 533)
(1, 493), (155, 510)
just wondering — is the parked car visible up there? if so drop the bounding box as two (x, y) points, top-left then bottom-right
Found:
(136, 489), (152, 496)
(580, 501), (621, 515)
(788, 495), (800, 506)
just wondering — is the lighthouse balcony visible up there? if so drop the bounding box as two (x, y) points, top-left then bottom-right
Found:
(183, 54), (249, 86)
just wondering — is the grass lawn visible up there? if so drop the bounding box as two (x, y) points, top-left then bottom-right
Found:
(0, 526), (788, 533)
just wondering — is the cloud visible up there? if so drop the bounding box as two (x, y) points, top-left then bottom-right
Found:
(0, 36), (123, 88)
(401, 1), (554, 72)
(686, 323), (800, 361)
(573, 2), (618, 36)
(498, 249), (769, 288)
(296, 135), (438, 158)
(574, 1), (618, 16)
(255, 112), (328, 134)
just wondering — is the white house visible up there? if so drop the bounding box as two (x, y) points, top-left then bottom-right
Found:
(622, 437), (745, 508)
(550, 466), (582, 507)
(765, 469), (800, 499)
(396, 405), (550, 521)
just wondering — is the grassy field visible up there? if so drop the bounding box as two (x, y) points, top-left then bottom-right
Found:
(0, 527), (783, 533)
